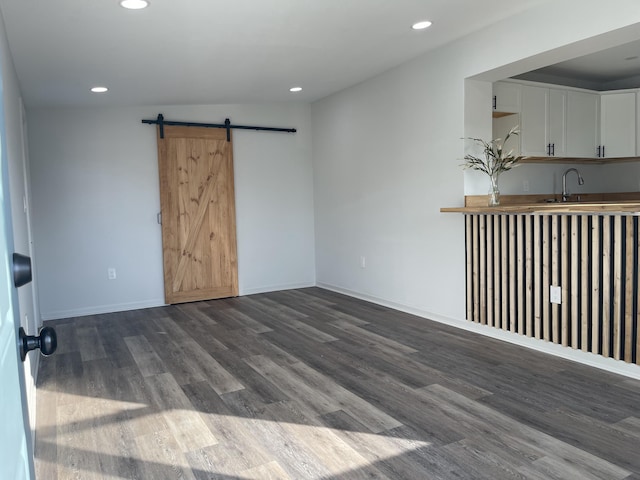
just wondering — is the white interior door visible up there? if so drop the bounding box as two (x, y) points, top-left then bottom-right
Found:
(0, 111), (33, 479)
(18, 97), (39, 435)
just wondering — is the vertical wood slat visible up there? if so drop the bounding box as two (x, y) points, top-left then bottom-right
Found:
(637, 216), (640, 365)
(625, 216), (634, 363)
(472, 215), (479, 323)
(561, 215), (569, 347)
(464, 212), (638, 364)
(592, 216), (600, 354)
(480, 215), (487, 325)
(551, 216), (559, 344)
(509, 215), (516, 333)
(517, 216), (524, 335)
(612, 216), (622, 360)
(581, 216), (590, 352)
(570, 215), (579, 349)
(534, 216), (542, 340)
(466, 215), (473, 322)
(494, 216), (501, 330)
(601, 216), (610, 358)
(501, 215), (508, 332)
(525, 217), (533, 337)
(487, 215), (494, 328)
(542, 216), (550, 341)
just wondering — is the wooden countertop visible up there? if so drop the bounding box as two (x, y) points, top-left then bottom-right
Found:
(441, 193), (640, 214)
(441, 201), (640, 214)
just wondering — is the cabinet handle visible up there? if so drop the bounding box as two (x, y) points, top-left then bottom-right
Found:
(493, 95), (497, 110)
(603, 145), (605, 158)
(551, 143), (555, 156)
(597, 146), (601, 157)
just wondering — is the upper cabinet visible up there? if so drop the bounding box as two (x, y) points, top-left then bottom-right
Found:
(600, 92), (636, 158)
(566, 90), (599, 158)
(493, 82), (521, 114)
(548, 89), (567, 157)
(520, 85), (566, 157)
(494, 80), (640, 161)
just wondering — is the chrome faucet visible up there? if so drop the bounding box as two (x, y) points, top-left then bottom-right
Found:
(562, 168), (584, 202)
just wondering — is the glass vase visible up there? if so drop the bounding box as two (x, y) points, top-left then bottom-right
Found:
(488, 173), (500, 206)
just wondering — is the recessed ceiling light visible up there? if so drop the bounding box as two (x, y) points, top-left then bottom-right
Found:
(90, 86), (108, 93)
(412, 20), (432, 30)
(119, 0), (149, 10)
(289, 87), (302, 93)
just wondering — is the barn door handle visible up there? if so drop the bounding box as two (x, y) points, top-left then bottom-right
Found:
(19, 326), (57, 362)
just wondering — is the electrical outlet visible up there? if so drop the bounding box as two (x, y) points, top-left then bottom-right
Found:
(523, 180), (530, 192)
(360, 256), (366, 268)
(108, 268), (117, 280)
(550, 285), (561, 304)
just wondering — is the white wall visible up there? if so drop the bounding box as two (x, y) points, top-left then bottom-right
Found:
(311, 0), (640, 323)
(28, 103), (315, 320)
(311, 54), (466, 319)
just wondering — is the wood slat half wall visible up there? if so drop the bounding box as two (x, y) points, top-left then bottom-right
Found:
(465, 213), (640, 365)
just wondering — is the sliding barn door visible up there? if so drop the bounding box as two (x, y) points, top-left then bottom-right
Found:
(157, 125), (238, 304)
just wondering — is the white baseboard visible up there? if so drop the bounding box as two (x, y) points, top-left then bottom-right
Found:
(39, 283), (317, 321)
(24, 354), (38, 452)
(240, 282), (315, 296)
(41, 299), (166, 321)
(317, 282), (640, 381)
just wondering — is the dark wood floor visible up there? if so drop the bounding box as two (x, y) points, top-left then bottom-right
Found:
(34, 287), (640, 479)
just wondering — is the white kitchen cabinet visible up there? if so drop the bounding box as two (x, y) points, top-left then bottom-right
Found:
(520, 85), (566, 157)
(492, 114), (521, 156)
(548, 89), (567, 157)
(566, 90), (599, 158)
(600, 92), (636, 158)
(493, 81), (521, 113)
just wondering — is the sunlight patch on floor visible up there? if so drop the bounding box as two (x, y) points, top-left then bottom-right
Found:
(42, 403), (431, 479)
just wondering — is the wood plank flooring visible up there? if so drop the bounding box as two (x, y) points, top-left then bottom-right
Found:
(34, 287), (640, 479)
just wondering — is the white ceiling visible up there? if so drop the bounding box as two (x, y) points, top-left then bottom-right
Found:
(515, 40), (640, 90)
(0, 0), (549, 108)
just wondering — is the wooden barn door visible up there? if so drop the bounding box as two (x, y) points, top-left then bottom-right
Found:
(157, 125), (238, 304)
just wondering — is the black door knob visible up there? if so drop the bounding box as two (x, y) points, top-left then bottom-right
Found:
(18, 326), (57, 361)
(12, 253), (32, 288)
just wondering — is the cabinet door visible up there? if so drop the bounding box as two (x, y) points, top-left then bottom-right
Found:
(520, 85), (549, 156)
(600, 92), (636, 158)
(566, 90), (599, 158)
(493, 82), (521, 113)
(548, 88), (566, 157)
(493, 114), (521, 156)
